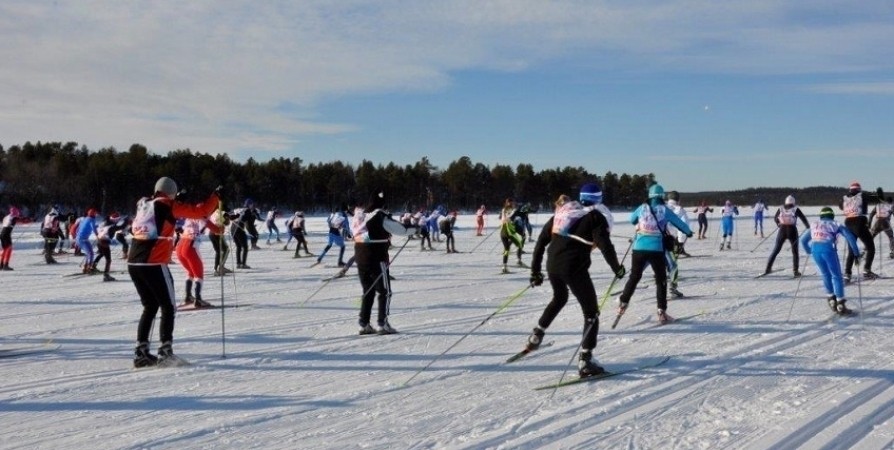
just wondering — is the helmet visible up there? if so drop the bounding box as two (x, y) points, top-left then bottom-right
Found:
(109, 212), (121, 221)
(785, 195), (795, 206)
(154, 177), (178, 199)
(820, 207), (834, 219)
(8, 206), (20, 218)
(648, 184), (665, 199)
(244, 198), (254, 207)
(849, 181), (861, 192)
(87, 208), (97, 218)
(579, 183), (603, 205)
(667, 191), (680, 202)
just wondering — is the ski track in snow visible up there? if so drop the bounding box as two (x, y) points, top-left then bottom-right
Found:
(2, 210), (894, 449)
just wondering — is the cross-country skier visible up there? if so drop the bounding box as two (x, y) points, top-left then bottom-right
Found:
(176, 217), (213, 308)
(869, 196), (894, 260)
(241, 199), (261, 250)
(801, 207), (861, 315)
(719, 200), (739, 250)
(475, 205), (487, 236)
(40, 207), (61, 264)
(518, 203), (534, 242)
(839, 182), (884, 281)
(416, 209), (433, 250)
(439, 210), (458, 253)
(616, 183), (693, 325)
(693, 201), (714, 239)
(114, 216), (132, 259)
(290, 211), (313, 258)
(665, 191), (690, 298)
(525, 186), (625, 377)
(499, 199), (526, 274)
(93, 212), (126, 281)
(351, 190), (412, 335)
(763, 196), (810, 277)
(265, 208), (281, 245)
(0, 206), (21, 271)
(315, 205), (349, 267)
(230, 203), (254, 269)
(76, 209), (100, 274)
(207, 208), (232, 276)
(753, 198), (769, 237)
(129, 177), (220, 368)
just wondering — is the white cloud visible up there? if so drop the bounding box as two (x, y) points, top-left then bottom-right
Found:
(1, 0), (892, 157)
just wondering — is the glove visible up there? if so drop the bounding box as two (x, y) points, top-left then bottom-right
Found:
(686, 232), (694, 238)
(529, 272), (544, 287)
(614, 266), (626, 279)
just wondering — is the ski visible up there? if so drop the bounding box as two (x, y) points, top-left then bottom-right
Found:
(321, 273), (348, 282)
(646, 310), (706, 328)
(0, 343), (60, 358)
(754, 269), (784, 279)
(533, 355), (671, 390)
(505, 341), (554, 364)
(177, 303), (251, 312)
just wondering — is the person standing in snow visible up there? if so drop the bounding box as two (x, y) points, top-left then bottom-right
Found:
(525, 185), (625, 378)
(693, 201), (713, 240)
(265, 208), (281, 245)
(314, 205), (349, 267)
(616, 183), (693, 325)
(719, 200), (739, 250)
(801, 207), (861, 316)
(869, 196), (894, 260)
(129, 177), (220, 368)
(175, 216), (213, 308)
(664, 191), (690, 298)
(753, 199), (769, 237)
(76, 209), (100, 274)
(416, 209), (433, 250)
(475, 205), (487, 236)
(93, 212), (126, 281)
(763, 196), (810, 277)
(351, 191), (412, 335)
(207, 208), (232, 277)
(0, 206), (21, 271)
(290, 211), (313, 258)
(499, 199), (526, 274)
(839, 182), (884, 281)
(40, 207), (61, 264)
(439, 210), (458, 253)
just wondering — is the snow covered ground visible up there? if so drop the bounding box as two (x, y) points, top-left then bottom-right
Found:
(2, 208), (893, 450)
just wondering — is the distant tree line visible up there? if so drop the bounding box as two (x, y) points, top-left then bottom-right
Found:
(0, 141), (866, 217)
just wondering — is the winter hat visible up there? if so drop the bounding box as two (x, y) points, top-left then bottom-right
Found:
(725, 200), (732, 206)
(109, 212), (121, 221)
(648, 184), (665, 199)
(849, 181), (861, 192)
(154, 177), (178, 199)
(820, 207), (834, 219)
(785, 195), (795, 206)
(667, 191), (680, 202)
(87, 208), (97, 218)
(579, 183), (603, 205)
(8, 206), (20, 218)
(369, 190), (385, 209)
(244, 198), (254, 208)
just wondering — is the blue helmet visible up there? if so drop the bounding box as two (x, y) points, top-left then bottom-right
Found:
(579, 183), (602, 205)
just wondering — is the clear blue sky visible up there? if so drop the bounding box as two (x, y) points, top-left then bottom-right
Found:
(1, 2), (892, 192)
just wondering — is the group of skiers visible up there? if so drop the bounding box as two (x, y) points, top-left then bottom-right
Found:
(1, 177), (889, 377)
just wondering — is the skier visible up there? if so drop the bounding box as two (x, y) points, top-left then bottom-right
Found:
(616, 183), (693, 324)
(753, 198), (769, 237)
(518, 203), (534, 242)
(264, 208), (281, 245)
(800, 207), (861, 315)
(499, 198), (526, 274)
(208, 208), (232, 277)
(692, 201), (713, 239)
(242, 199), (262, 250)
(429, 206), (443, 242)
(665, 191), (690, 298)
(869, 196), (894, 260)
(839, 182), (884, 281)
(176, 216), (214, 308)
(315, 205), (349, 267)
(0, 206), (21, 271)
(475, 205), (487, 236)
(76, 209), (100, 274)
(40, 206), (61, 264)
(129, 177), (220, 368)
(525, 186), (625, 377)
(416, 209), (433, 250)
(719, 200), (739, 250)
(114, 216), (132, 259)
(351, 191), (412, 335)
(763, 196), (810, 277)
(290, 211), (313, 258)
(230, 203), (254, 269)
(439, 210), (458, 253)
(93, 212), (127, 281)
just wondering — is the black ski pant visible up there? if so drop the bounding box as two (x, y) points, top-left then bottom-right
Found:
(357, 261), (391, 327)
(765, 225), (800, 272)
(537, 269), (600, 351)
(93, 240), (112, 274)
(697, 215), (708, 237)
(233, 229), (248, 266)
(619, 250), (668, 311)
(870, 219), (894, 255)
(210, 233), (228, 271)
(844, 216), (874, 275)
(129, 264), (176, 345)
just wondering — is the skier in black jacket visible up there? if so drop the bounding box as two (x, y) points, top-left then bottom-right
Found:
(839, 182), (884, 281)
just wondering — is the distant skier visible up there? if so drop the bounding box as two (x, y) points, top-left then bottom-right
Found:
(692, 201), (713, 239)
(93, 212), (126, 281)
(525, 186), (625, 378)
(763, 196), (810, 276)
(416, 209), (432, 250)
(801, 207), (861, 315)
(0, 206), (21, 271)
(76, 209), (100, 274)
(499, 199), (526, 274)
(753, 198), (769, 237)
(290, 211), (313, 258)
(665, 191), (690, 298)
(719, 200), (739, 250)
(265, 208), (281, 245)
(869, 196), (894, 260)
(616, 183), (693, 325)
(176, 217), (213, 308)
(438, 210), (458, 253)
(40, 207), (61, 264)
(839, 182), (884, 281)
(315, 205), (349, 267)
(475, 205), (487, 236)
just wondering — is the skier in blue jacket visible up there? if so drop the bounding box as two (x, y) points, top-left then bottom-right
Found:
(616, 183), (693, 324)
(800, 207), (861, 315)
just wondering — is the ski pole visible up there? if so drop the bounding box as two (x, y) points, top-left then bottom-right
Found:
(403, 283), (532, 387)
(749, 227), (778, 253)
(856, 270), (865, 329)
(469, 225), (498, 253)
(218, 205), (227, 359)
(785, 255), (811, 323)
(598, 239), (633, 311)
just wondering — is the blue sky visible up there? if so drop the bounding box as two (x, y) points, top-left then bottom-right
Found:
(1, 1), (892, 192)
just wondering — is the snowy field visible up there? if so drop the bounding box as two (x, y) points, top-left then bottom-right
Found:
(2, 208), (893, 450)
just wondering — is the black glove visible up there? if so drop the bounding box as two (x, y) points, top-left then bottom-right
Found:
(614, 266), (626, 279)
(529, 271), (544, 287)
(686, 232), (694, 238)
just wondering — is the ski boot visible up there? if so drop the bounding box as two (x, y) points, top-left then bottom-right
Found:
(157, 342), (189, 367)
(844, 273), (852, 283)
(179, 295), (195, 308)
(827, 295), (838, 312)
(726, 242), (732, 250)
(862, 271), (879, 280)
(501, 264), (510, 275)
(133, 342), (158, 368)
(669, 284), (684, 299)
(377, 320), (398, 335)
(657, 309), (674, 325)
(792, 270), (802, 278)
(103, 273), (116, 282)
(194, 297), (213, 309)
(835, 300), (854, 316)
(577, 350), (605, 378)
(358, 323), (376, 335)
(526, 327), (545, 351)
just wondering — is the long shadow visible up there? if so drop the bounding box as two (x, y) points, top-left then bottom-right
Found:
(0, 394), (349, 412)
